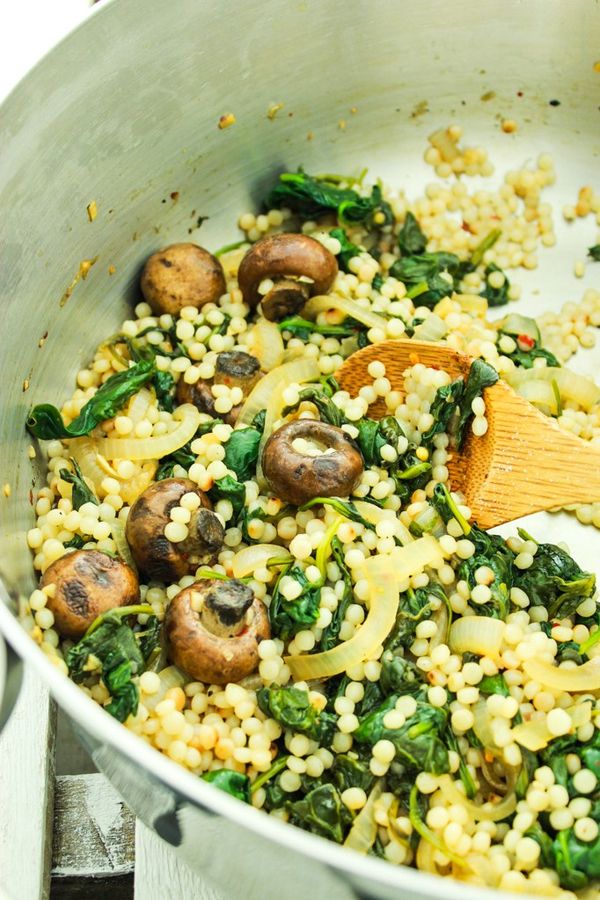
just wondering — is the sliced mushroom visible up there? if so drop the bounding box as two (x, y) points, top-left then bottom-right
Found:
(262, 419), (364, 506)
(165, 578), (270, 684)
(237, 233), (338, 320)
(176, 350), (261, 425)
(40, 549), (140, 639)
(140, 243), (226, 316)
(125, 478), (224, 582)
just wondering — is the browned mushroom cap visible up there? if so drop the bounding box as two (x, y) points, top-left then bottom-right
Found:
(175, 350), (262, 425)
(165, 579), (270, 684)
(140, 243), (226, 316)
(262, 419), (364, 506)
(237, 233), (338, 319)
(125, 478), (225, 582)
(40, 549), (140, 639)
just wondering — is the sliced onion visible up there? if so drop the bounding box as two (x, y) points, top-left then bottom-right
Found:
(513, 379), (559, 416)
(69, 436), (109, 490)
(472, 698), (499, 753)
(119, 461), (157, 506)
(384, 533), (444, 573)
(429, 600), (449, 651)
(236, 358), (321, 428)
(111, 520), (137, 571)
(88, 404), (200, 461)
(452, 293), (489, 317)
(510, 710), (591, 753)
(303, 294), (389, 331)
(286, 537), (442, 681)
(353, 498), (414, 543)
(219, 245), (249, 278)
(437, 775), (517, 822)
(343, 780), (382, 853)
(231, 544), (287, 579)
(247, 319), (284, 372)
(352, 500), (398, 526)
(412, 313), (448, 343)
(506, 366), (600, 412)
(127, 387), (153, 424)
(523, 656), (600, 692)
(410, 504), (445, 538)
(449, 616), (506, 660)
(142, 666), (187, 711)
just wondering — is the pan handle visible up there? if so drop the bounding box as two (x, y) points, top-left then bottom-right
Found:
(0, 633), (22, 732)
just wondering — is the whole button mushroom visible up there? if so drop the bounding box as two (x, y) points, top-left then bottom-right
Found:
(262, 419), (364, 506)
(40, 549), (140, 639)
(125, 478), (225, 582)
(176, 350), (262, 425)
(165, 578), (270, 684)
(237, 233), (338, 321)
(140, 242), (226, 316)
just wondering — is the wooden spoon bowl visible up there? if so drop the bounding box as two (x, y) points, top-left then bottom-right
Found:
(337, 340), (600, 529)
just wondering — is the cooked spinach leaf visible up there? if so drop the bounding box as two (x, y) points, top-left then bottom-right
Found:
(202, 769), (251, 803)
(59, 459), (98, 509)
(371, 273), (384, 292)
(379, 650), (424, 695)
(422, 379), (463, 447)
(223, 426), (262, 482)
(588, 245), (600, 262)
(288, 784), (351, 843)
(329, 227), (363, 271)
(257, 686), (336, 744)
(513, 535), (596, 619)
(478, 673), (510, 696)
(27, 359), (156, 439)
(269, 565), (321, 639)
(503, 344), (560, 369)
(319, 536), (354, 651)
(330, 753), (376, 794)
(385, 583), (448, 651)
(266, 171), (393, 230)
(152, 370), (176, 412)
(536, 827), (600, 891)
(390, 251), (460, 309)
(479, 263), (510, 307)
(455, 358), (498, 449)
(208, 475), (246, 521)
(278, 316), (356, 341)
(457, 525), (514, 620)
(66, 604), (157, 723)
(354, 694), (450, 775)
(398, 212), (427, 256)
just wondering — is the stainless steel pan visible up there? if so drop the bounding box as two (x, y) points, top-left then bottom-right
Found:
(1, 1), (599, 896)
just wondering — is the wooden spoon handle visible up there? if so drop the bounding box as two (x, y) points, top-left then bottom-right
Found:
(461, 381), (600, 528)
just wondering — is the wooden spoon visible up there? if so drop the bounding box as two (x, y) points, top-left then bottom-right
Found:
(336, 339), (600, 530)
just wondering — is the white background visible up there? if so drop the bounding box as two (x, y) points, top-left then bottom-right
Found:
(0, 0), (94, 103)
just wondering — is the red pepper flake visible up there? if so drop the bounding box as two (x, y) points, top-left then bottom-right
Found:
(517, 334), (535, 350)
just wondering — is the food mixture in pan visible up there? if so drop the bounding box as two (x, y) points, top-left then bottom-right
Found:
(23, 127), (600, 895)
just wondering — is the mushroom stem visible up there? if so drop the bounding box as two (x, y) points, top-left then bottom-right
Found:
(261, 279), (311, 322)
(188, 507), (226, 564)
(199, 580), (255, 638)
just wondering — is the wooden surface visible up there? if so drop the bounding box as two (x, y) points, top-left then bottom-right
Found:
(338, 339), (600, 528)
(0, 667), (220, 900)
(134, 823), (222, 900)
(0, 669), (56, 900)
